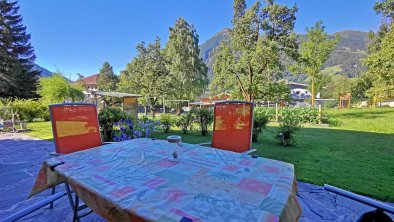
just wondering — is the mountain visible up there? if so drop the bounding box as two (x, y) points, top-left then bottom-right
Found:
(32, 64), (72, 82)
(199, 29), (370, 82)
(325, 30), (370, 77)
(199, 28), (231, 80)
(33, 64), (53, 77)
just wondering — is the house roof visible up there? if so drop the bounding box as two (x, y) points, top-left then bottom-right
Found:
(83, 74), (99, 85)
(287, 82), (308, 87)
(94, 91), (142, 98)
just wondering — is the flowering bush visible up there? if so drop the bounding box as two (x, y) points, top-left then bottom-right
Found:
(113, 119), (159, 142)
(98, 107), (134, 142)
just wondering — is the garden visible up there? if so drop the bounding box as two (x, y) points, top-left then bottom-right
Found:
(21, 106), (394, 202)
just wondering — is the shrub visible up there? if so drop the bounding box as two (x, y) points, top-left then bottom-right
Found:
(296, 108), (319, 124)
(11, 99), (43, 122)
(277, 108), (328, 124)
(176, 112), (194, 134)
(160, 113), (173, 133)
(38, 102), (50, 121)
(278, 108), (301, 146)
(254, 107), (276, 121)
(98, 107), (134, 141)
(192, 108), (213, 136)
(252, 107), (270, 142)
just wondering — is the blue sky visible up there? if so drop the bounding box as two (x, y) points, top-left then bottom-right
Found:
(19, 0), (381, 80)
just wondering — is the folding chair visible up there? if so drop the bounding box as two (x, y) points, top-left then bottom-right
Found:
(49, 103), (103, 154)
(48, 103), (105, 221)
(199, 101), (257, 155)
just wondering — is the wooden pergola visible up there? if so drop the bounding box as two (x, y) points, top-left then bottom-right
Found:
(93, 91), (142, 118)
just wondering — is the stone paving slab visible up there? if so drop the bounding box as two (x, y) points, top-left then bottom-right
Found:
(0, 133), (393, 222)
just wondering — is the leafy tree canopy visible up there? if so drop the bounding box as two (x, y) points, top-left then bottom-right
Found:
(368, 0), (393, 53)
(74, 73), (86, 89)
(119, 37), (170, 116)
(290, 21), (338, 106)
(37, 73), (84, 104)
(363, 22), (394, 101)
(210, 0), (298, 102)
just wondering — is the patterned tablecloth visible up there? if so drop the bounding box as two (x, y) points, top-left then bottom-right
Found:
(30, 138), (301, 222)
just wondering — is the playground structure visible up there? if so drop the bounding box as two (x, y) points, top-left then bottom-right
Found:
(338, 93), (351, 109)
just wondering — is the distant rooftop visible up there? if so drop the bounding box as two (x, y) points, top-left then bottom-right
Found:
(93, 91), (141, 98)
(82, 74), (99, 85)
(287, 82), (308, 87)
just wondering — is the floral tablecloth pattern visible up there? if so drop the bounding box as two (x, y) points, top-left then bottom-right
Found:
(30, 138), (301, 222)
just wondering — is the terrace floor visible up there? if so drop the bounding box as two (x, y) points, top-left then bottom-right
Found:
(0, 133), (393, 222)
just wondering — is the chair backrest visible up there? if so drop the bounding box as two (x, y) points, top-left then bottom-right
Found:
(49, 103), (102, 154)
(211, 101), (254, 153)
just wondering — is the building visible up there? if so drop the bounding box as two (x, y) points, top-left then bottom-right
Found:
(82, 74), (99, 92)
(287, 82), (311, 101)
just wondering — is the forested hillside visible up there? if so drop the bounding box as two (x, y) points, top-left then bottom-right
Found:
(199, 29), (370, 82)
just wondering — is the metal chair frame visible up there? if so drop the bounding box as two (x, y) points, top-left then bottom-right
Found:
(48, 103), (103, 221)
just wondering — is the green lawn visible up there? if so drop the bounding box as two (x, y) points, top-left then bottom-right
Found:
(25, 121), (53, 140)
(24, 108), (394, 201)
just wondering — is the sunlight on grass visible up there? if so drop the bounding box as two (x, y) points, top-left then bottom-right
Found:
(326, 108), (394, 133)
(25, 121), (53, 141)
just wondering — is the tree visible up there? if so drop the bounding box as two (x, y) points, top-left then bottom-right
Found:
(209, 40), (237, 96)
(291, 21), (338, 107)
(359, 0), (393, 104)
(97, 61), (118, 92)
(74, 73), (86, 89)
(368, 0), (393, 53)
(363, 23), (394, 103)
(0, 0), (40, 98)
(119, 37), (170, 117)
(322, 75), (352, 99)
(164, 18), (208, 100)
(37, 73), (84, 104)
(210, 0), (298, 102)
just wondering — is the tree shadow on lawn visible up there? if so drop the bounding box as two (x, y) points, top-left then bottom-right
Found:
(254, 126), (394, 202)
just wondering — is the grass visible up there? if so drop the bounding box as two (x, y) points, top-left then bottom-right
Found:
(25, 121), (53, 141)
(326, 108), (394, 133)
(24, 108), (394, 201)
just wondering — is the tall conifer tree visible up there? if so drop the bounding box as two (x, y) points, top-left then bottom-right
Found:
(97, 61), (118, 92)
(0, 0), (39, 98)
(165, 18), (208, 100)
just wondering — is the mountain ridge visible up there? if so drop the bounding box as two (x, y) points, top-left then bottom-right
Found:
(33, 64), (53, 78)
(199, 29), (370, 82)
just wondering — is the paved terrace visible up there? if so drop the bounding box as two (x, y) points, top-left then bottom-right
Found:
(0, 133), (393, 222)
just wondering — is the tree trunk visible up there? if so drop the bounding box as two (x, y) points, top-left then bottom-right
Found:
(149, 98), (157, 119)
(311, 78), (315, 109)
(249, 65), (253, 102)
